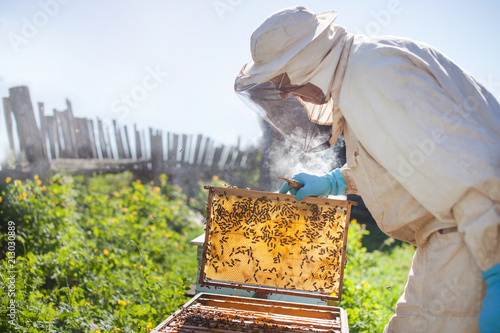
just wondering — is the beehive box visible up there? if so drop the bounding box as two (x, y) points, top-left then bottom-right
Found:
(151, 186), (355, 333)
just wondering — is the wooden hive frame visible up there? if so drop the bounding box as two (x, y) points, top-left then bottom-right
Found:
(198, 186), (356, 302)
(151, 293), (349, 333)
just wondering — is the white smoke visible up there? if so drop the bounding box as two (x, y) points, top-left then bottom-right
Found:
(258, 128), (344, 192)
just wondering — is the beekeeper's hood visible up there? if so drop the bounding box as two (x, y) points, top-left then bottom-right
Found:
(235, 6), (353, 152)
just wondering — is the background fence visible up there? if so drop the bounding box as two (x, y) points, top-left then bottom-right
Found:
(1, 86), (261, 193)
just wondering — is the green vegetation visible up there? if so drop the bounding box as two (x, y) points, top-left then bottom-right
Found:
(0, 172), (414, 332)
(340, 221), (415, 333)
(0, 172), (208, 332)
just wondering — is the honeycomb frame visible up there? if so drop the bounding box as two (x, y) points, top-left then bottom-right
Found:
(199, 187), (355, 301)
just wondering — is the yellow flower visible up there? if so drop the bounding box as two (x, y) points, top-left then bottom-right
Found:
(86, 302), (90, 306)
(212, 175), (219, 181)
(146, 323), (153, 329)
(96, 330), (101, 333)
(114, 328), (121, 332)
(133, 195), (139, 201)
(148, 214), (153, 220)
(153, 186), (160, 192)
(34, 175), (39, 180)
(351, 219), (357, 225)
(0, 196), (2, 203)
(357, 242), (363, 248)
(179, 246), (184, 251)
(41, 186), (47, 191)
(150, 180), (154, 185)
(5, 177), (11, 183)
(118, 300), (126, 306)
(17, 180), (22, 186)
(36, 179), (42, 186)
(140, 265), (144, 270)
(22, 192), (28, 199)
(103, 249), (109, 256)
(362, 302), (367, 307)
(373, 310), (379, 315)
(72, 286), (77, 290)
(136, 179), (141, 184)
(133, 264), (137, 268)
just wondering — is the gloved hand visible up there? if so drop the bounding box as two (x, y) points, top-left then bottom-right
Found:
(479, 263), (500, 333)
(279, 168), (346, 201)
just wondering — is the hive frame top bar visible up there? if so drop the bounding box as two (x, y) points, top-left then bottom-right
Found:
(199, 186), (356, 301)
(205, 186), (357, 207)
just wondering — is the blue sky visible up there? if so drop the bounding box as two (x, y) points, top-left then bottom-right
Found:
(1, 0), (499, 161)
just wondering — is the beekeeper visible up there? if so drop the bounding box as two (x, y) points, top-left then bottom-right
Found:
(234, 6), (500, 333)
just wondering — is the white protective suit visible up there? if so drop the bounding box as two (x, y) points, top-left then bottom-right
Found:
(341, 35), (500, 332)
(235, 6), (500, 333)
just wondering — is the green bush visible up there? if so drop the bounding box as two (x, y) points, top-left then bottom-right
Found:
(340, 220), (415, 333)
(187, 175), (227, 218)
(0, 173), (203, 332)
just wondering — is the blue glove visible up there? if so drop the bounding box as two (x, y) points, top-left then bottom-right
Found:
(279, 169), (346, 201)
(479, 263), (500, 333)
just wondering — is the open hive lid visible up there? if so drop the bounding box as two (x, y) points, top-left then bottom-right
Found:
(199, 186), (355, 301)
